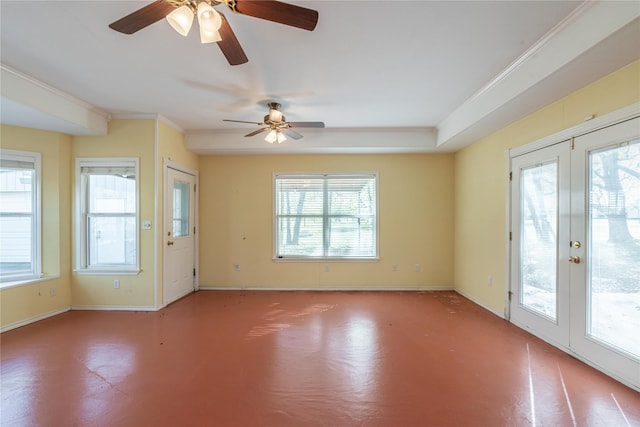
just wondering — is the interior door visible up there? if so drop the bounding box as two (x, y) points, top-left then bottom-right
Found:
(164, 167), (196, 306)
(569, 117), (640, 388)
(510, 142), (572, 348)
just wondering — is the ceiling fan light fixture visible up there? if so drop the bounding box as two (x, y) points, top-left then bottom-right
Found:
(268, 108), (283, 123)
(265, 130), (278, 144)
(166, 5), (194, 36)
(197, 2), (222, 43)
(277, 132), (287, 144)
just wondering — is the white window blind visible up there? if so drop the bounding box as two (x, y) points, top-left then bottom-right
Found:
(274, 173), (377, 259)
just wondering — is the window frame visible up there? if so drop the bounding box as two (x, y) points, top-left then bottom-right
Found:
(75, 157), (140, 274)
(273, 172), (379, 261)
(0, 149), (42, 284)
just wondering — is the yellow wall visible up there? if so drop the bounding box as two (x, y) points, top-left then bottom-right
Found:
(156, 119), (198, 303)
(0, 125), (72, 328)
(71, 119), (157, 308)
(453, 59), (640, 315)
(198, 154), (454, 289)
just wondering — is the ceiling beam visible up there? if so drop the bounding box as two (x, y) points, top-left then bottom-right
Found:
(1, 64), (109, 135)
(436, 1), (640, 149)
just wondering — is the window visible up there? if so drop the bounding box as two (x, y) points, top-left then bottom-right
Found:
(274, 173), (378, 259)
(77, 158), (139, 273)
(0, 149), (41, 282)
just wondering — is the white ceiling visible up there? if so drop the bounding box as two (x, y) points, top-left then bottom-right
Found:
(1, 1), (639, 154)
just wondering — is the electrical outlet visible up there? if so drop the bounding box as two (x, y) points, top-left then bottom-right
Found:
(392, 264), (398, 272)
(324, 264), (330, 272)
(415, 264), (421, 272)
(234, 264), (240, 272)
(50, 287), (56, 296)
(487, 276), (493, 287)
(114, 279), (120, 289)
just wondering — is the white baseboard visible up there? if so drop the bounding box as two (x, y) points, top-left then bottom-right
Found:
(70, 305), (159, 312)
(1, 306), (71, 333)
(198, 286), (454, 292)
(453, 288), (506, 319)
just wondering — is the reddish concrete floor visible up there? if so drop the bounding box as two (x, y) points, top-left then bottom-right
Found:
(1, 291), (638, 426)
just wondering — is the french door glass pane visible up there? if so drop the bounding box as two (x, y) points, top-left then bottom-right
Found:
(173, 180), (190, 238)
(521, 161), (558, 320)
(588, 140), (640, 358)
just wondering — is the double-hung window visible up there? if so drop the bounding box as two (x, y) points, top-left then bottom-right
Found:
(0, 149), (41, 283)
(274, 173), (378, 260)
(77, 158), (139, 273)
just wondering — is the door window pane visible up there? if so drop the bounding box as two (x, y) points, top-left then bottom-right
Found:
(520, 161), (558, 320)
(588, 140), (640, 358)
(173, 180), (190, 238)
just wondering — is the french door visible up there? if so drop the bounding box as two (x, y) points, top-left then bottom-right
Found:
(510, 117), (640, 390)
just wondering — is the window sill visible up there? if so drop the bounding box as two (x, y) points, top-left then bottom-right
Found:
(74, 269), (141, 276)
(0, 275), (58, 290)
(273, 257), (379, 262)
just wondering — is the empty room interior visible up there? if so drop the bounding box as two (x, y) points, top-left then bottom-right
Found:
(1, 1), (639, 425)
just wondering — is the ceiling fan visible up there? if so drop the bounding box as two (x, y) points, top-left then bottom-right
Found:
(108, 0), (319, 66)
(224, 102), (324, 143)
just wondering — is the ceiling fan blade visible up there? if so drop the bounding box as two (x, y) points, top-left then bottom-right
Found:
(288, 122), (325, 128)
(282, 128), (303, 140)
(234, 0), (319, 31)
(224, 119), (265, 125)
(245, 128), (269, 137)
(217, 12), (248, 66)
(108, 1), (174, 34)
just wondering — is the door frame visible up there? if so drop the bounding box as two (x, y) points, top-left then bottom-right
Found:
(162, 158), (199, 307)
(506, 102), (640, 390)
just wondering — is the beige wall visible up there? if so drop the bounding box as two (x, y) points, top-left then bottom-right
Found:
(453, 59), (640, 315)
(0, 125), (72, 328)
(198, 154), (454, 289)
(71, 119), (157, 308)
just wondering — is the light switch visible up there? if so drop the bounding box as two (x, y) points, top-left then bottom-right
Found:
(142, 220), (152, 230)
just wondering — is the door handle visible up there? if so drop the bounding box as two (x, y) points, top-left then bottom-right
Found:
(569, 256), (581, 264)
(167, 240), (174, 246)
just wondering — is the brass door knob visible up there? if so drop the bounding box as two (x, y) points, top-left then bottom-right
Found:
(569, 256), (581, 264)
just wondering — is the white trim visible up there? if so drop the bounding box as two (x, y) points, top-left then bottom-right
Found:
(0, 306), (70, 333)
(272, 171), (379, 260)
(0, 274), (58, 290)
(75, 157), (140, 272)
(0, 148), (42, 283)
(154, 120), (160, 309)
(198, 286), (454, 292)
(504, 149), (513, 320)
(70, 305), (159, 312)
(510, 102), (640, 157)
